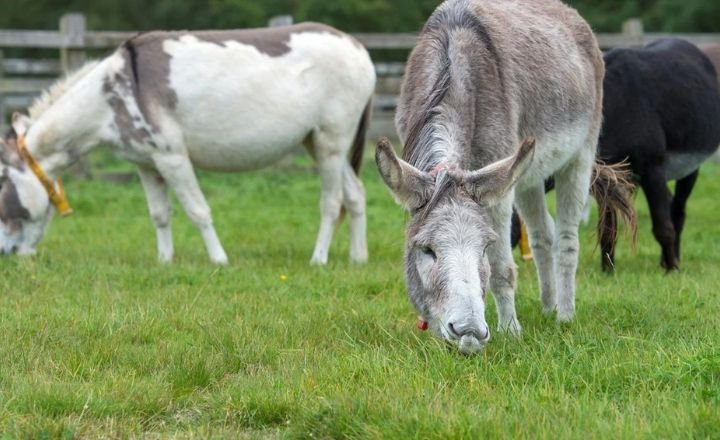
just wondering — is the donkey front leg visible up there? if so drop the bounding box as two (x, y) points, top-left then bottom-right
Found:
(515, 184), (556, 315)
(487, 198), (522, 336)
(153, 154), (228, 265)
(553, 150), (594, 322)
(137, 166), (174, 263)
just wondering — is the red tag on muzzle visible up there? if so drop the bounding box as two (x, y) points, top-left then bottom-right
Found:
(416, 320), (429, 331)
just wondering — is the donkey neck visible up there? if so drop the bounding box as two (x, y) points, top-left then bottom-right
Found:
(24, 62), (113, 178)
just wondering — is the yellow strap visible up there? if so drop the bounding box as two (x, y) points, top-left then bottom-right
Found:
(519, 219), (533, 261)
(16, 135), (73, 216)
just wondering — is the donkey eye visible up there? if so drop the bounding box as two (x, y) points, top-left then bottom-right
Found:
(482, 243), (491, 256)
(420, 246), (437, 261)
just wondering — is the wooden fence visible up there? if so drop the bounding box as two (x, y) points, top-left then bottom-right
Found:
(2, 14), (720, 142)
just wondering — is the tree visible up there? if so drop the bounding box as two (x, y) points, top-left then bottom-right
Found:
(0, 0), (718, 34)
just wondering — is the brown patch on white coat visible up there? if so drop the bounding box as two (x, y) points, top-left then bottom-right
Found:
(0, 22), (375, 264)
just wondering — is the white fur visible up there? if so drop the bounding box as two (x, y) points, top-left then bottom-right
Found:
(1, 168), (53, 255)
(2, 29), (375, 264)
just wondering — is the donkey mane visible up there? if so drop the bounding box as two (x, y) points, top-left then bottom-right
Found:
(402, 2), (501, 173)
(414, 172), (457, 225)
(403, 2), (502, 222)
(28, 60), (100, 120)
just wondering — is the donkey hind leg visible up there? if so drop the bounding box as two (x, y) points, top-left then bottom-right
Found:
(640, 166), (677, 271)
(342, 161), (368, 263)
(152, 154), (228, 265)
(671, 169), (699, 262)
(137, 166), (173, 263)
(308, 130), (353, 265)
(553, 149), (594, 322)
(486, 198), (522, 336)
(515, 184), (556, 315)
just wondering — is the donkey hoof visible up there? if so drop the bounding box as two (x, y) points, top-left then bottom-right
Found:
(310, 256), (328, 266)
(556, 307), (575, 323)
(498, 319), (522, 337)
(350, 252), (368, 264)
(211, 255), (229, 265)
(660, 258), (679, 272)
(542, 304), (556, 316)
(16, 247), (37, 256)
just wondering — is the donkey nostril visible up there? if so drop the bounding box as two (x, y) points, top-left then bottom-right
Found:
(477, 326), (490, 341)
(448, 321), (489, 342)
(448, 322), (460, 338)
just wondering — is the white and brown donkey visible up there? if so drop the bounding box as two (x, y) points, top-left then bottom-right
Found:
(376, 0), (632, 354)
(0, 23), (376, 264)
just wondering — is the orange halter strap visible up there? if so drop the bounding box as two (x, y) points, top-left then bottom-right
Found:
(15, 134), (73, 216)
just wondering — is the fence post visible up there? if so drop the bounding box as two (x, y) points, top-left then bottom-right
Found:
(59, 13), (86, 74)
(622, 18), (644, 48)
(60, 13), (91, 177)
(268, 15), (293, 27)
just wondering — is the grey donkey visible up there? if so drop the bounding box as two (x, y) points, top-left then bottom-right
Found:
(376, 0), (633, 354)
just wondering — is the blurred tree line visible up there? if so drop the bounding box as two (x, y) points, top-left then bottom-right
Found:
(0, 0), (718, 33)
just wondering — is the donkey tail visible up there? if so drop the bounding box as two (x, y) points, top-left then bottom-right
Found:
(350, 98), (373, 176)
(590, 159), (638, 272)
(337, 98), (373, 225)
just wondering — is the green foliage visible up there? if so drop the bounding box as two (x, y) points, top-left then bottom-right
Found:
(0, 151), (719, 437)
(0, 0), (718, 33)
(570, 0), (720, 32)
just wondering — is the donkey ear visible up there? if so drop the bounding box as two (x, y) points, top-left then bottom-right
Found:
(11, 112), (31, 137)
(455, 138), (536, 207)
(375, 137), (434, 212)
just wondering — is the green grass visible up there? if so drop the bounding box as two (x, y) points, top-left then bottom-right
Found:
(1, 149), (719, 439)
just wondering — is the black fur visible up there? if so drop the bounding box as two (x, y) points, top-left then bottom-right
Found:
(598, 38), (720, 271)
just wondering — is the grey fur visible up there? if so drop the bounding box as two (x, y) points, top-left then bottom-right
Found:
(377, 0), (604, 353)
(0, 168), (30, 231)
(103, 75), (156, 146)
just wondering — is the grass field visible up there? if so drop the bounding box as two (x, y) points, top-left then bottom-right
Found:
(1, 148), (719, 439)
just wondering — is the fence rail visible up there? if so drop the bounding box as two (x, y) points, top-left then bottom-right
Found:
(2, 14), (720, 141)
(3, 23), (720, 51)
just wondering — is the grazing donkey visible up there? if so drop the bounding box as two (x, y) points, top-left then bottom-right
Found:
(376, 0), (624, 354)
(598, 39), (720, 272)
(699, 43), (720, 164)
(0, 23), (376, 264)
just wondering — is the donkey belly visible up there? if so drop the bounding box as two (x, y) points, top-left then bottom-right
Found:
(170, 64), (319, 172)
(665, 152), (711, 181)
(181, 121), (311, 172)
(516, 118), (594, 190)
(169, 64), (319, 172)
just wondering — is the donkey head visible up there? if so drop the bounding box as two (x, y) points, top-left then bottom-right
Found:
(376, 137), (535, 354)
(0, 113), (52, 256)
